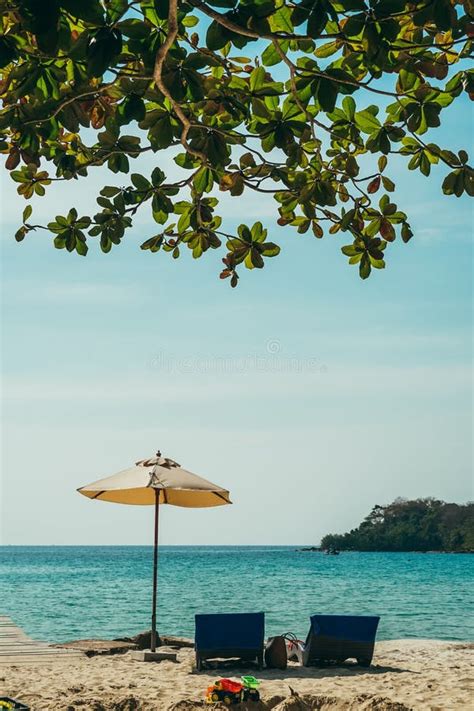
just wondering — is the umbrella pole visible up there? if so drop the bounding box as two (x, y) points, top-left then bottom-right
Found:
(151, 488), (159, 652)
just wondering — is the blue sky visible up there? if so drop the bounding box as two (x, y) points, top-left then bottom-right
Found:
(1, 66), (472, 545)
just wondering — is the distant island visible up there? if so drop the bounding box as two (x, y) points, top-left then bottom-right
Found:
(320, 498), (474, 553)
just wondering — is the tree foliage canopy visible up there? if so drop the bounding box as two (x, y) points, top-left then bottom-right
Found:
(321, 498), (474, 551)
(1, 0), (473, 285)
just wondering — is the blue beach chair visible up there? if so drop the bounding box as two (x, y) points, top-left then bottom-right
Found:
(290, 614), (380, 667)
(194, 612), (265, 671)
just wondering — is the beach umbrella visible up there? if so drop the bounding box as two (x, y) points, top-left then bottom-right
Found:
(77, 451), (231, 652)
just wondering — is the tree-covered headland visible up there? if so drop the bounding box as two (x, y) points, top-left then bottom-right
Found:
(321, 498), (474, 552)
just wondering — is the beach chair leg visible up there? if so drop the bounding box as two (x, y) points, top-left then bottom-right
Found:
(195, 653), (202, 671)
(257, 652), (264, 670)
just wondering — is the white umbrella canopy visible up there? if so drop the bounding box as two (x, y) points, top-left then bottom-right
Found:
(77, 451), (232, 652)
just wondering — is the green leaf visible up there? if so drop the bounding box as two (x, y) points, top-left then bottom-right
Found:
(22, 204), (33, 222)
(369, 255), (385, 269)
(378, 155), (387, 172)
(343, 12), (365, 37)
(206, 21), (229, 51)
(433, 0), (455, 31)
(131, 173), (151, 191)
(117, 18), (150, 38)
(401, 223), (413, 243)
(261, 242), (280, 257)
(317, 79), (338, 113)
(271, 6), (294, 33)
(20, 0), (60, 52)
(106, 0), (129, 23)
(355, 109), (381, 134)
(86, 28), (123, 77)
(250, 221), (266, 243)
(100, 186), (121, 197)
(359, 254), (371, 279)
(340, 209), (355, 230)
(342, 96), (356, 120)
(151, 167), (166, 186)
(262, 42), (283, 67)
(182, 15), (199, 27)
(464, 168), (474, 197)
(15, 226), (27, 242)
(0, 37), (17, 68)
(59, 0), (105, 23)
(249, 66), (266, 93)
(315, 41), (340, 58)
(397, 69), (419, 93)
(442, 170), (458, 196)
(75, 238), (88, 256)
(366, 218), (381, 237)
(342, 245), (359, 256)
(120, 94), (146, 124)
(307, 5), (328, 38)
(193, 166), (213, 193)
(381, 176), (395, 192)
(101, 234), (112, 253)
(238, 224), (252, 243)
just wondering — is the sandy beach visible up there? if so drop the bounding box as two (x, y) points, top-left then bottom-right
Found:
(2, 639), (472, 711)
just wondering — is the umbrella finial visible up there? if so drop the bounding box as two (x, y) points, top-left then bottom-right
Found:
(135, 452), (181, 468)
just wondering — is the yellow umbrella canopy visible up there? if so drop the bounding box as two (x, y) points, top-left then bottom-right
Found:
(78, 453), (231, 507)
(77, 451), (232, 652)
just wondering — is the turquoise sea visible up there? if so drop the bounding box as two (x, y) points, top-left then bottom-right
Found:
(1, 546), (473, 643)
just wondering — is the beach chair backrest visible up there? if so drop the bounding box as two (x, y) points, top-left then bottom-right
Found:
(304, 614), (380, 666)
(310, 614), (380, 642)
(195, 612), (265, 652)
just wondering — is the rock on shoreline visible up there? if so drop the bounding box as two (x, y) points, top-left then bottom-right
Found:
(56, 631), (194, 657)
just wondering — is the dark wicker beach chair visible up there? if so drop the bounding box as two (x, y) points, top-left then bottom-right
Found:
(194, 612), (265, 671)
(296, 614), (380, 667)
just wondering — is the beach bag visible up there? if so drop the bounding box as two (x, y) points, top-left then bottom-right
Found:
(264, 635), (287, 670)
(284, 632), (304, 663)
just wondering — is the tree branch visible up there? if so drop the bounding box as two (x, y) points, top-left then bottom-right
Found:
(190, 0), (340, 41)
(153, 0), (208, 164)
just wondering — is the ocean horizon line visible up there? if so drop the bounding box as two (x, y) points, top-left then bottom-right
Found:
(0, 543), (474, 555)
(1, 544), (471, 552)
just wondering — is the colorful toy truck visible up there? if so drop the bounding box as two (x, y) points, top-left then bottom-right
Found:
(0, 699), (30, 711)
(241, 676), (260, 701)
(205, 676), (261, 704)
(206, 679), (243, 705)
